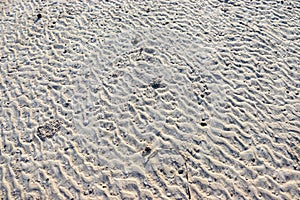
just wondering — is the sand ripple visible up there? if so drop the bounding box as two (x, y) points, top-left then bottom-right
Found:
(0, 0), (299, 199)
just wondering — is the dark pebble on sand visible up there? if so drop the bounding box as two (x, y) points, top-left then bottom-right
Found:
(200, 122), (207, 127)
(142, 146), (152, 156)
(150, 80), (163, 89)
(63, 102), (70, 108)
(52, 85), (61, 90)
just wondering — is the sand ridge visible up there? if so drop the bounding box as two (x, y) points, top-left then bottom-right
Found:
(0, 0), (299, 199)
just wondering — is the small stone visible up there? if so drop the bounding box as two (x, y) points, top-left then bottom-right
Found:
(200, 122), (207, 127)
(150, 80), (162, 89)
(52, 85), (61, 90)
(63, 102), (70, 108)
(83, 120), (89, 126)
(142, 146), (152, 156)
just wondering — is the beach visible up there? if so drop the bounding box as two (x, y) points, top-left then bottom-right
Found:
(0, 0), (299, 199)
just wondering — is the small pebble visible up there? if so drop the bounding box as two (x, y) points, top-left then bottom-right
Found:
(200, 122), (207, 127)
(83, 120), (89, 126)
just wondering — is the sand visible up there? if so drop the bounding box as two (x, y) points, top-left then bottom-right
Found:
(0, 0), (299, 199)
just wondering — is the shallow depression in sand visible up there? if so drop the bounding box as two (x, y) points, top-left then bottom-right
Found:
(0, 0), (299, 199)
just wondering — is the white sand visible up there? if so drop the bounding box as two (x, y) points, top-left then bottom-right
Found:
(0, 0), (299, 199)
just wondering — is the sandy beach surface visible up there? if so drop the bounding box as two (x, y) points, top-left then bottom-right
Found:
(0, 0), (299, 199)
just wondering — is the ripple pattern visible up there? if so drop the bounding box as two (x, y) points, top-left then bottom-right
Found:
(0, 0), (299, 199)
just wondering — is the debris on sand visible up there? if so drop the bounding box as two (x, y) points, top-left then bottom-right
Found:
(150, 79), (164, 89)
(37, 120), (61, 141)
